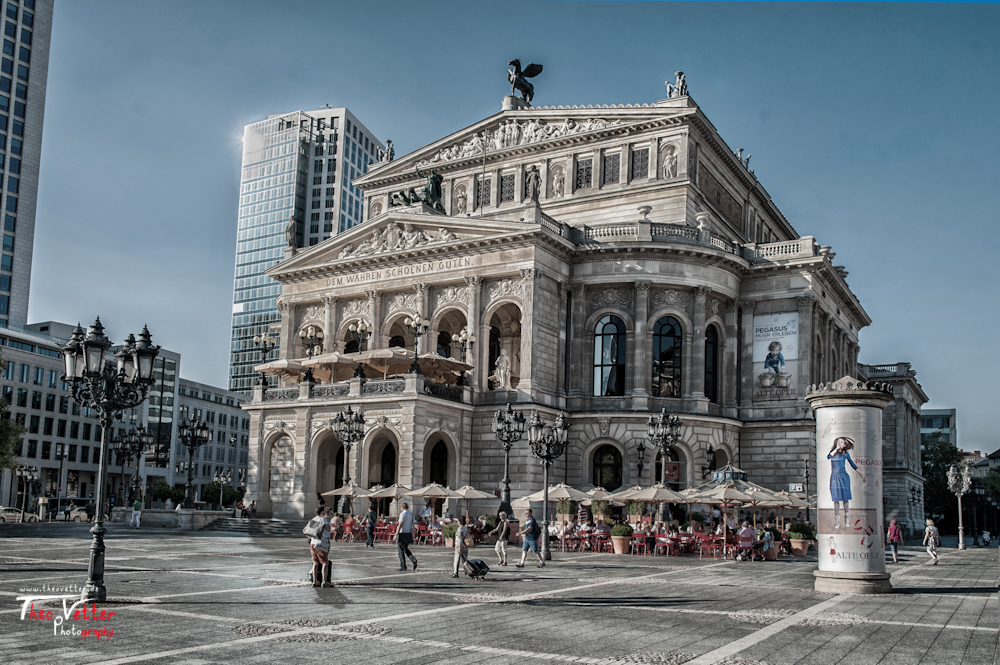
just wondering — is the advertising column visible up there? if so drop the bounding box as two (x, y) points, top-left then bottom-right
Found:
(806, 377), (894, 594)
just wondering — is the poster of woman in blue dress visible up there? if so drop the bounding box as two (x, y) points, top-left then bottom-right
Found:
(827, 436), (863, 529)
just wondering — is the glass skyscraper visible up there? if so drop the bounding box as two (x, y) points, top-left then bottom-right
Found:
(229, 108), (381, 393)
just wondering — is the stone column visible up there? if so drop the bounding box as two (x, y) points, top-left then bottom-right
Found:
(366, 289), (381, 349)
(277, 300), (293, 386)
(568, 284), (587, 398)
(650, 138), (660, 182)
(619, 142), (629, 184)
(631, 281), (650, 408)
(796, 295), (814, 395)
(806, 378), (894, 594)
(516, 268), (538, 402)
(464, 275), (482, 387)
(737, 300), (755, 411)
(689, 287), (709, 410)
(321, 295), (337, 353)
(722, 300), (738, 418)
(557, 283), (570, 401)
(414, 283), (429, 353)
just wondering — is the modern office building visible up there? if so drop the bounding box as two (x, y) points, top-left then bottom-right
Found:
(0, 0), (53, 328)
(920, 408), (957, 447)
(0, 321), (249, 511)
(229, 107), (382, 394)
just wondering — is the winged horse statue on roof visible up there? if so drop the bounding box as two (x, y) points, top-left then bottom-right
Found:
(508, 59), (543, 105)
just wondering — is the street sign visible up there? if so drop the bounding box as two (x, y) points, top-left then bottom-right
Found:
(788, 483), (804, 492)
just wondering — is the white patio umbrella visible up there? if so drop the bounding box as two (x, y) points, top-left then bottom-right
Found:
(451, 485), (496, 519)
(408, 482), (460, 523)
(367, 483), (412, 517)
(690, 484), (754, 555)
(253, 359), (307, 379)
(302, 352), (360, 383)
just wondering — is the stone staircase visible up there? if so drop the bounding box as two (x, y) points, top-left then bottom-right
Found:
(201, 517), (306, 536)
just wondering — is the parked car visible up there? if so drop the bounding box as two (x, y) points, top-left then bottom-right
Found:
(0, 506), (39, 522)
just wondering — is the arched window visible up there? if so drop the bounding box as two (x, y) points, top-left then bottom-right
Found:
(377, 444), (397, 515)
(437, 331), (452, 358)
(592, 445), (623, 490)
(388, 335), (406, 349)
(652, 316), (682, 397)
(334, 445), (345, 489)
(705, 325), (719, 403)
(593, 315), (626, 396)
(429, 440), (448, 485)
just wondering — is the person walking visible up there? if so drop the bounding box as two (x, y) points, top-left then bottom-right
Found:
(303, 507), (332, 587)
(450, 516), (469, 578)
(249, 501), (257, 518)
(922, 518), (940, 565)
(128, 498), (142, 529)
(490, 511), (510, 565)
(363, 505), (377, 549)
(516, 508), (544, 568)
(886, 519), (903, 564)
(395, 502), (418, 571)
(84, 502), (95, 523)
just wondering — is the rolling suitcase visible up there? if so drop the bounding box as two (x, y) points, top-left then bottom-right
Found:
(462, 555), (490, 581)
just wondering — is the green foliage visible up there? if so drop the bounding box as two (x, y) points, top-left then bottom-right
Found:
(170, 487), (186, 505)
(442, 523), (459, 538)
(981, 471), (1000, 504)
(483, 514), (500, 531)
(610, 523), (634, 537)
(201, 481), (241, 507)
(151, 479), (173, 503)
(556, 499), (577, 514)
(591, 500), (610, 515)
(789, 521), (816, 540)
(689, 511), (704, 523)
(921, 431), (964, 518)
(680, 521), (690, 530)
(0, 352), (27, 473)
(626, 501), (648, 516)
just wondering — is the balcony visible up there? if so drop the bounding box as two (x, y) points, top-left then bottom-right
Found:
(252, 375), (468, 405)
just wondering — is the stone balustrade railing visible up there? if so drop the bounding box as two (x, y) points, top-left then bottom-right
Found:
(752, 236), (818, 262)
(256, 376), (466, 404)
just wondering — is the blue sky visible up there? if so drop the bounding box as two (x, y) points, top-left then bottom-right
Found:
(29, 1), (1000, 450)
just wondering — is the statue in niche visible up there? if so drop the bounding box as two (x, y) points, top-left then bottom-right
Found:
(285, 214), (297, 247)
(454, 185), (467, 215)
(494, 348), (512, 390)
(414, 166), (446, 214)
(377, 139), (394, 163)
(525, 165), (541, 203)
(370, 201), (383, 218)
(550, 166), (565, 197)
(665, 71), (687, 98)
(507, 59), (543, 105)
(661, 144), (678, 178)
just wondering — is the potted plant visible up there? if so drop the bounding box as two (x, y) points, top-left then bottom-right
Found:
(610, 523), (633, 554)
(556, 499), (577, 526)
(592, 500), (610, 523)
(442, 523), (458, 548)
(788, 521), (815, 557)
(626, 500), (648, 526)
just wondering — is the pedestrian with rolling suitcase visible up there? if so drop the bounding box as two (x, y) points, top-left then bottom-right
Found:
(450, 516), (469, 578)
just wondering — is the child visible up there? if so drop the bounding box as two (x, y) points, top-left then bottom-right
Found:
(764, 341), (785, 374)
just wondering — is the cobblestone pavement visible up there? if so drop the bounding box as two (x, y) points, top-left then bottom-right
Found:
(0, 523), (996, 665)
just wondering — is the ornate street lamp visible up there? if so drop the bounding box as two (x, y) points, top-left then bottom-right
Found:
(947, 463), (972, 551)
(332, 404), (365, 513)
(15, 464), (38, 520)
(527, 411), (570, 561)
(348, 319), (372, 378)
(701, 444), (717, 480)
(252, 330), (276, 389)
(62, 318), (160, 602)
(636, 439), (646, 477)
(404, 314), (428, 374)
(213, 468), (233, 508)
(298, 325), (324, 383)
(451, 326), (475, 385)
(491, 402), (525, 516)
(647, 408), (681, 522)
(178, 412), (211, 510)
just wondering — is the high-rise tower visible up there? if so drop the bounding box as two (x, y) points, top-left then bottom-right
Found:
(229, 108), (381, 393)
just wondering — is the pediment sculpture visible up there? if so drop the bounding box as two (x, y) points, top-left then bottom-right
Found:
(338, 222), (458, 260)
(418, 116), (623, 166)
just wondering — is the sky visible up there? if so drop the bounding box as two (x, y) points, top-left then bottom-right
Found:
(28, 1), (1000, 450)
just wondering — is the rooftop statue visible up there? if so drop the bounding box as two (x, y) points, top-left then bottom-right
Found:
(285, 214), (297, 247)
(378, 139), (395, 163)
(389, 167), (446, 214)
(508, 59), (543, 105)
(665, 71), (687, 98)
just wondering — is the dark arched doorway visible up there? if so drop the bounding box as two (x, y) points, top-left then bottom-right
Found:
(592, 445), (623, 491)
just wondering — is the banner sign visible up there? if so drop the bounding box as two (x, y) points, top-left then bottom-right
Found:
(752, 312), (798, 401)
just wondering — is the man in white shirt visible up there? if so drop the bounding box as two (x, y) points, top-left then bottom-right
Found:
(419, 502), (433, 522)
(395, 502), (418, 571)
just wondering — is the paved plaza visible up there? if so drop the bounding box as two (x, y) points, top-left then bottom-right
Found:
(0, 523), (997, 665)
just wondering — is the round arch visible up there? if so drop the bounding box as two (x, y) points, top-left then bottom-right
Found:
(584, 306), (636, 333)
(363, 427), (401, 490)
(381, 311), (417, 350)
(336, 317), (373, 353)
(421, 430), (459, 488)
(580, 438), (630, 488)
(646, 306), (693, 333)
(310, 431), (345, 497)
(430, 308), (468, 358)
(483, 300), (523, 390)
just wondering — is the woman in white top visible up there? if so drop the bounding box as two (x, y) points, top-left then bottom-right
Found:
(922, 518), (940, 565)
(450, 516), (469, 578)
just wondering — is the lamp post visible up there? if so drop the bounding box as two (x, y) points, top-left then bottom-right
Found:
(947, 463), (972, 551)
(332, 404), (365, 513)
(450, 327), (475, 385)
(636, 439), (646, 479)
(15, 464), (38, 521)
(178, 412), (211, 510)
(646, 408), (681, 520)
(54, 442), (66, 521)
(213, 468), (232, 509)
(700, 444), (716, 480)
(62, 318), (160, 602)
(526, 411), (570, 561)
(298, 324), (324, 383)
(252, 330), (276, 389)
(127, 427), (152, 503)
(491, 402), (525, 517)
(348, 320), (371, 378)
(403, 314), (428, 374)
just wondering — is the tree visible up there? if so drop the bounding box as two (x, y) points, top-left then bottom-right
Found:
(201, 481), (241, 507)
(0, 351), (27, 473)
(921, 431), (964, 529)
(151, 479), (173, 503)
(980, 469), (1000, 504)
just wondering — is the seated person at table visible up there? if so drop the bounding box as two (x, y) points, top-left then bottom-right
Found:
(419, 502), (433, 522)
(596, 520), (611, 536)
(714, 523), (725, 536)
(736, 521), (756, 559)
(331, 513), (345, 540)
(344, 514), (356, 530)
(759, 523), (775, 554)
